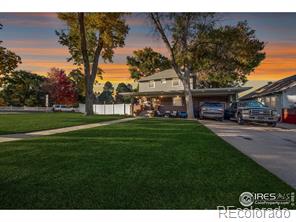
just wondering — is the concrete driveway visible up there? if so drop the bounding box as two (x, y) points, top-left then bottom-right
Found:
(200, 120), (296, 189)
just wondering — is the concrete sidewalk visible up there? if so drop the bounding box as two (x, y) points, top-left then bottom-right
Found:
(200, 120), (296, 189)
(0, 117), (137, 143)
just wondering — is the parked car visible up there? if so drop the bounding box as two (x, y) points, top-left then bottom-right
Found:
(53, 104), (75, 112)
(224, 100), (279, 127)
(199, 102), (225, 121)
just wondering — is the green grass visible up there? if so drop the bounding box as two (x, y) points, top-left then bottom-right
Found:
(0, 112), (125, 135)
(0, 118), (294, 209)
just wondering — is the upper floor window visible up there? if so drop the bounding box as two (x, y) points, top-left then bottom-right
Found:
(172, 78), (180, 87)
(149, 80), (155, 88)
(161, 79), (166, 84)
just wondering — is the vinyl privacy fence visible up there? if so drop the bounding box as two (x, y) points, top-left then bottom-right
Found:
(78, 103), (132, 115)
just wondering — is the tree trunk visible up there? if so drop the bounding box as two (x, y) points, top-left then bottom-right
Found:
(182, 77), (194, 119)
(85, 78), (94, 115)
(78, 13), (93, 116)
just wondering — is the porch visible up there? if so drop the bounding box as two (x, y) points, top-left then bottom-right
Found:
(120, 87), (251, 117)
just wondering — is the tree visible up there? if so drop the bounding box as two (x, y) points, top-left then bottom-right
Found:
(44, 68), (77, 105)
(69, 68), (86, 102)
(115, 82), (133, 103)
(0, 70), (46, 106)
(56, 13), (129, 115)
(126, 47), (171, 80)
(149, 13), (216, 119)
(194, 21), (265, 88)
(0, 24), (22, 78)
(149, 13), (265, 118)
(97, 81), (114, 104)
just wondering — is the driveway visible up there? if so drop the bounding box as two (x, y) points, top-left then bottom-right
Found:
(200, 120), (296, 189)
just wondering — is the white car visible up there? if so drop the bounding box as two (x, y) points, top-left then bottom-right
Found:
(52, 104), (76, 112)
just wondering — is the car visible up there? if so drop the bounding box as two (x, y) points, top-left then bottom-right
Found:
(199, 102), (225, 121)
(52, 104), (76, 112)
(224, 100), (279, 127)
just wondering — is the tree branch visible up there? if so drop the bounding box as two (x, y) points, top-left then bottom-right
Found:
(149, 13), (181, 78)
(78, 13), (90, 78)
(90, 36), (104, 83)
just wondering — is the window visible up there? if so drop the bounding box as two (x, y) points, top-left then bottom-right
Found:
(265, 97), (271, 107)
(173, 96), (182, 106)
(161, 79), (166, 84)
(149, 80), (155, 88)
(270, 96), (277, 108)
(172, 78), (180, 87)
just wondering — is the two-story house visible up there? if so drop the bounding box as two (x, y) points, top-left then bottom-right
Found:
(120, 69), (250, 116)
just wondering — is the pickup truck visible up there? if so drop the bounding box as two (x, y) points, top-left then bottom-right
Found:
(224, 100), (279, 127)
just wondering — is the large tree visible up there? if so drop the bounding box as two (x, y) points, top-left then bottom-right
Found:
(0, 24), (22, 78)
(56, 13), (129, 115)
(115, 82), (133, 103)
(43, 68), (77, 105)
(69, 68), (86, 103)
(149, 13), (265, 119)
(126, 47), (171, 80)
(194, 21), (265, 88)
(97, 81), (114, 104)
(0, 70), (46, 106)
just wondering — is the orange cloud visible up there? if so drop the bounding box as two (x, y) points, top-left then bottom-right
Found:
(250, 42), (296, 81)
(18, 59), (132, 82)
(11, 47), (69, 56)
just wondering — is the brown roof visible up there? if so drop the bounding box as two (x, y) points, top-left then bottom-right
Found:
(240, 75), (296, 100)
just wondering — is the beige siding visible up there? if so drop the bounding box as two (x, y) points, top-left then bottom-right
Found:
(139, 79), (184, 92)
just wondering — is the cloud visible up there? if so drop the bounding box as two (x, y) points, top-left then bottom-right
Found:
(0, 13), (64, 28)
(250, 41), (296, 80)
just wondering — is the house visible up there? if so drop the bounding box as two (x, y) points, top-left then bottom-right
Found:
(240, 75), (296, 114)
(120, 69), (250, 116)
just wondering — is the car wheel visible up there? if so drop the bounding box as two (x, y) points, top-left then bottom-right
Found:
(268, 122), (277, 127)
(237, 114), (244, 125)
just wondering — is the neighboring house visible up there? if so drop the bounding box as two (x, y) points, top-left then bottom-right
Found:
(120, 69), (250, 115)
(240, 75), (296, 114)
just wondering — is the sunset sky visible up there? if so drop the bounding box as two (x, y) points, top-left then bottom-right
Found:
(1, 13), (296, 91)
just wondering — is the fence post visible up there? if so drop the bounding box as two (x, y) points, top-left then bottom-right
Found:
(104, 102), (105, 115)
(124, 103), (126, 115)
(113, 103), (115, 115)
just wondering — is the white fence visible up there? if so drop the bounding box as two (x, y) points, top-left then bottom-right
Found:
(0, 106), (51, 112)
(78, 103), (131, 115)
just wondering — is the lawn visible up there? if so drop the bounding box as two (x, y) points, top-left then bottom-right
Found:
(0, 112), (125, 135)
(0, 118), (294, 209)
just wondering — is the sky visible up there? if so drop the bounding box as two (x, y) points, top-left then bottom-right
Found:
(1, 13), (296, 91)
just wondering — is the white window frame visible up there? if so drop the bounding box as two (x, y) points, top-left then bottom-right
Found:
(161, 79), (166, 84)
(149, 80), (155, 88)
(172, 78), (180, 87)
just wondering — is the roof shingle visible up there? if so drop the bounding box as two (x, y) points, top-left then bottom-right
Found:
(240, 74), (296, 100)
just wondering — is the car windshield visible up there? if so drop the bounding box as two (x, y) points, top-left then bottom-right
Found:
(203, 103), (223, 108)
(239, 100), (266, 108)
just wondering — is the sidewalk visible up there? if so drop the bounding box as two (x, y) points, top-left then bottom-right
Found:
(0, 117), (137, 143)
(277, 122), (296, 130)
